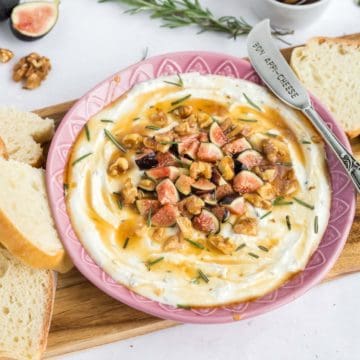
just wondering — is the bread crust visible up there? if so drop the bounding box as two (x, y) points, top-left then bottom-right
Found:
(0, 209), (71, 273)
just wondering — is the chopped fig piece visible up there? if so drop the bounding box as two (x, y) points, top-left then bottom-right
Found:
(197, 142), (223, 162)
(179, 156), (193, 167)
(248, 133), (268, 152)
(215, 183), (235, 200)
(156, 152), (178, 167)
(198, 131), (209, 142)
(208, 234), (236, 255)
(262, 138), (291, 163)
(201, 192), (217, 206)
(236, 149), (264, 169)
(136, 199), (161, 216)
(156, 179), (179, 205)
(146, 166), (180, 181)
(135, 151), (158, 170)
(244, 193), (272, 210)
(211, 167), (225, 186)
(222, 137), (251, 155)
(178, 139), (200, 159)
(209, 122), (227, 147)
(223, 197), (245, 215)
(191, 178), (216, 192)
(192, 209), (220, 234)
(211, 206), (230, 223)
(177, 198), (192, 218)
(151, 204), (178, 227)
(233, 217), (258, 236)
(175, 174), (194, 195)
(233, 170), (264, 194)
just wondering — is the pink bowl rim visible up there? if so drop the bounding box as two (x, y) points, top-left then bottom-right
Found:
(46, 51), (356, 324)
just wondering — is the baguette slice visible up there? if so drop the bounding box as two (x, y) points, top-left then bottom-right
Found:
(291, 36), (360, 138)
(0, 107), (54, 167)
(0, 247), (55, 360)
(0, 157), (71, 273)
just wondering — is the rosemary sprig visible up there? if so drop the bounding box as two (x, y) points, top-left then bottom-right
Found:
(133, 117), (140, 121)
(185, 238), (205, 250)
(63, 183), (69, 192)
(198, 269), (209, 283)
(238, 118), (257, 123)
(99, 0), (293, 40)
(243, 93), (262, 111)
(248, 252), (259, 259)
(177, 304), (191, 309)
(235, 243), (246, 251)
(160, 141), (179, 145)
(293, 197), (314, 210)
(147, 208), (152, 227)
(72, 152), (92, 166)
(101, 119), (114, 123)
(273, 196), (293, 206)
(84, 124), (90, 141)
(260, 211), (272, 220)
(164, 73), (183, 87)
(301, 140), (311, 145)
(258, 245), (269, 252)
(104, 129), (127, 152)
(171, 94), (191, 106)
(314, 215), (319, 234)
(145, 125), (161, 131)
(123, 237), (130, 249)
(264, 132), (278, 138)
(146, 256), (164, 269)
(286, 215), (291, 230)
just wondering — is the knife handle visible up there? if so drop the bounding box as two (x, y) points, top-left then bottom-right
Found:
(303, 106), (360, 194)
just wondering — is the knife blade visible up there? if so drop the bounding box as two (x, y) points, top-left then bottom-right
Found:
(247, 19), (360, 193)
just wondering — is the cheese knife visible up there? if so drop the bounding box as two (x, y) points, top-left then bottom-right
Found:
(247, 19), (360, 193)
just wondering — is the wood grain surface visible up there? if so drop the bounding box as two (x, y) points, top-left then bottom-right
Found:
(33, 42), (360, 358)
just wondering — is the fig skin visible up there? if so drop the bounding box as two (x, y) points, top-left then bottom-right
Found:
(0, 0), (19, 21)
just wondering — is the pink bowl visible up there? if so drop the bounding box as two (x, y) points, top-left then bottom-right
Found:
(46, 51), (356, 324)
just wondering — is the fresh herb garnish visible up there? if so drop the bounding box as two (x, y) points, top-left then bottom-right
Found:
(101, 119), (114, 123)
(286, 215), (291, 230)
(264, 132), (278, 138)
(72, 152), (92, 166)
(104, 129), (127, 153)
(273, 196), (293, 206)
(171, 94), (191, 106)
(63, 183), (69, 192)
(160, 141), (179, 145)
(146, 256), (164, 270)
(198, 269), (209, 283)
(123, 237), (130, 249)
(185, 238), (205, 250)
(258, 245), (269, 252)
(260, 211), (272, 220)
(84, 124), (90, 141)
(145, 125), (161, 131)
(301, 140), (311, 145)
(238, 118), (258, 123)
(164, 73), (184, 87)
(243, 92), (262, 111)
(177, 304), (191, 309)
(117, 198), (123, 210)
(147, 208), (152, 227)
(248, 252), (259, 259)
(293, 197), (314, 210)
(133, 117), (140, 121)
(235, 243), (246, 251)
(314, 215), (319, 234)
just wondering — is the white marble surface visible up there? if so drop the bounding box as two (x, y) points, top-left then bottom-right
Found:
(0, 0), (359, 359)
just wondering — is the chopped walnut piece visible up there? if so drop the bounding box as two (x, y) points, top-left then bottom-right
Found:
(219, 117), (234, 133)
(143, 136), (157, 150)
(185, 195), (204, 215)
(123, 133), (143, 149)
(176, 216), (193, 238)
(197, 112), (213, 128)
(121, 178), (138, 204)
(13, 52), (51, 90)
(262, 138), (291, 163)
(233, 217), (258, 236)
(208, 234), (236, 255)
(151, 227), (166, 243)
(155, 132), (174, 153)
(150, 110), (169, 127)
(0, 48), (14, 63)
(163, 234), (183, 251)
(253, 165), (277, 182)
(174, 121), (196, 136)
(108, 157), (129, 176)
(190, 161), (212, 179)
(243, 193), (272, 210)
(257, 183), (276, 200)
(218, 156), (234, 181)
(173, 105), (193, 119)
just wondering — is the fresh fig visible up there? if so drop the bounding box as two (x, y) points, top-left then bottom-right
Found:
(156, 151), (178, 167)
(233, 170), (264, 194)
(223, 197), (245, 215)
(211, 206), (230, 223)
(197, 142), (223, 162)
(156, 179), (179, 205)
(215, 183), (235, 201)
(136, 199), (161, 217)
(0, 0), (18, 21)
(175, 174), (194, 196)
(237, 149), (263, 169)
(191, 178), (216, 192)
(177, 139), (199, 159)
(10, 1), (59, 41)
(209, 122), (227, 147)
(222, 137), (251, 156)
(151, 204), (178, 227)
(145, 166), (180, 181)
(135, 151), (158, 170)
(192, 209), (220, 234)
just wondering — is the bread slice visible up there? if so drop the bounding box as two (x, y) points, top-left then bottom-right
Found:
(0, 247), (55, 360)
(0, 157), (71, 273)
(291, 36), (360, 138)
(0, 107), (54, 166)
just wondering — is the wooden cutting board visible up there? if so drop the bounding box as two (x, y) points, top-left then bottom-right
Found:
(34, 43), (360, 358)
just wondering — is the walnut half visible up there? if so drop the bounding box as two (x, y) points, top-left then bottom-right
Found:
(0, 48), (14, 63)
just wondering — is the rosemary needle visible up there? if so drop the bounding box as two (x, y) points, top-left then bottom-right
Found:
(145, 125), (161, 131)
(146, 256), (164, 269)
(286, 215), (291, 230)
(185, 238), (205, 250)
(147, 208), (152, 227)
(258, 245), (269, 252)
(243, 92), (262, 111)
(248, 252), (259, 259)
(123, 237), (130, 249)
(314, 215), (319, 234)
(72, 152), (92, 166)
(260, 211), (272, 220)
(293, 197), (314, 210)
(238, 118), (258, 123)
(198, 269), (209, 283)
(101, 119), (114, 123)
(171, 94), (191, 106)
(104, 129), (127, 153)
(84, 124), (90, 141)
(164, 74), (184, 87)
(235, 243), (246, 251)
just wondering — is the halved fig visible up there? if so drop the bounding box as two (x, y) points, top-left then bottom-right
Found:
(192, 209), (220, 234)
(0, 0), (18, 21)
(145, 166), (180, 181)
(236, 149), (264, 169)
(177, 139), (200, 159)
(179, 156), (193, 167)
(211, 205), (230, 223)
(209, 122), (227, 147)
(200, 192), (217, 206)
(222, 137), (251, 155)
(136, 199), (161, 216)
(175, 174), (194, 195)
(233, 170), (264, 194)
(135, 151), (158, 170)
(151, 204), (178, 227)
(211, 167), (225, 186)
(223, 197), (245, 215)
(191, 178), (216, 192)
(156, 152), (178, 167)
(197, 142), (223, 162)
(156, 179), (179, 205)
(10, 1), (59, 41)
(215, 183), (235, 201)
